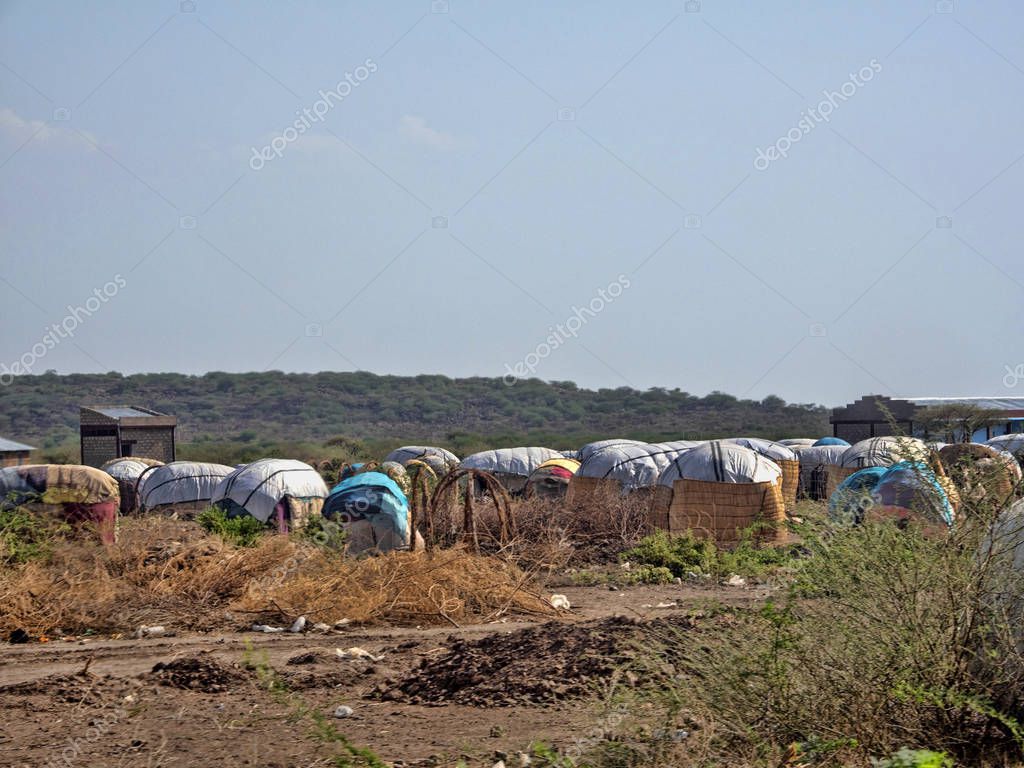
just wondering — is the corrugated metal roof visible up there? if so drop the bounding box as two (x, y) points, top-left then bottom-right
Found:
(93, 406), (157, 419)
(0, 437), (35, 452)
(909, 397), (1024, 411)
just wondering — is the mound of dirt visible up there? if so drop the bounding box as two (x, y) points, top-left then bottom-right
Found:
(380, 616), (674, 707)
(1, 670), (129, 705)
(149, 656), (244, 693)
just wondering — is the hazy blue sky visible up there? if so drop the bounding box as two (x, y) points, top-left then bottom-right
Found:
(2, 0), (1022, 406)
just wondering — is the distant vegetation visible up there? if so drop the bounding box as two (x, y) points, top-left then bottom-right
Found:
(1, 370), (829, 464)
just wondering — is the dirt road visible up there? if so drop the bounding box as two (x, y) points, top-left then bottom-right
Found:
(0, 582), (765, 767)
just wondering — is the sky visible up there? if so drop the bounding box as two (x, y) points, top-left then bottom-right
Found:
(1, 0), (1022, 408)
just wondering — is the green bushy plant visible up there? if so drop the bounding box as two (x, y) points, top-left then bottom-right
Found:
(196, 506), (266, 547)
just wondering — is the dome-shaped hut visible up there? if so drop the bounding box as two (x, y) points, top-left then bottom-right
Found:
(987, 434), (1024, 462)
(869, 461), (956, 530)
(210, 458), (328, 533)
(939, 443), (1020, 507)
(322, 471), (413, 554)
(779, 438), (817, 448)
(0, 464), (120, 543)
(795, 444), (849, 500)
(460, 447), (562, 495)
(813, 437), (850, 447)
(136, 461), (235, 517)
(576, 439), (648, 464)
(566, 443), (688, 504)
(101, 457), (163, 515)
(650, 442), (785, 546)
(384, 446), (460, 475)
(828, 466), (888, 524)
(827, 437), (931, 498)
(525, 457), (580, 499)
(722, 438), (800, 511)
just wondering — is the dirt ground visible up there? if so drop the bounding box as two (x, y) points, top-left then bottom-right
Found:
(0, 582), (768, 767)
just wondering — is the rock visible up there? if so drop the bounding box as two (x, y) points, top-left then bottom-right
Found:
(517, 753), (532, 767)
(333, 705), (354, 718)
(134, 625), (166, 639)
(492, 762), (506, 768)
(608, 585), (619, 591)
(312, 622), (331, 632)
(333, 619), (351, 628)
(725, 574), (746, 587)
(289, 616), (307, 633)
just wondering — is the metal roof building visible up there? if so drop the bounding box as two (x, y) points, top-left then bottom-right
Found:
(830, 395), (1024, 443)
(0, 437), (34, 467)
(80, 405), (177, 468)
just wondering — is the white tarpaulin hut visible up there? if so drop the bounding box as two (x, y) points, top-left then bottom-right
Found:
(577, 439), (648, 463)
(567, 443), (690, 502)
(722, 438), (799, 510)
(650, 442), (786, 546)
(211, 458), (328, 532)
(460, 447), (562, 494)
(384, 446), (460, 473)
(101, 457), (163, 514)
(136, 461), (234, 516)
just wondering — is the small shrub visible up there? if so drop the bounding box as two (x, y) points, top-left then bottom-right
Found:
(620, 530), (716, 577)
(196, 506), (266, 547)
(871, 749), (953, 768)
(623, 564), (675, 585)
(0, 505), (69, 566)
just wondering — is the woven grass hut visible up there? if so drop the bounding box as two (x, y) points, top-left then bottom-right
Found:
(210, 458), (328, 533)
(722, 438), (799, 511)
(566, 443), (687, 504)
(136, 461), (235, 517)
(795, 444), (849, 500)
(525, 457), (580, 499)
(460, 447), (562, 495)
(649, 442), (786, 546)
(0, 464), (119, 543)
(939, 443), (1020, 507)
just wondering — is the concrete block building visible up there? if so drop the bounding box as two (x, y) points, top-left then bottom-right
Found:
(80, 405), (177, 467)
(0, 437), (34, 467)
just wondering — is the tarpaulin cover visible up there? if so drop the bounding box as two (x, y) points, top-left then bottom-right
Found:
(384, 446), (460, 469)
(460, 447), (562, 478)
(0, 464), (119, 505)
(828, 466), (888, 523)
(323, 471), (410, 554)
(779, 438), (817, 448)
(987, 434), (1024, 457)
(871, 461), (955, 526)
(840, 437), (928, 468)
(577, 444), (688, 491)
(211, 458), (328, 524)
(137, 462), (235, 510)
(533, 458), (581, 475)
(656, 442), (781, 486)
(577, 439), (648, 463)
(102, 458), (157, 483)
(722, 437), (796, 464)
(813, 437), (850, 447)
